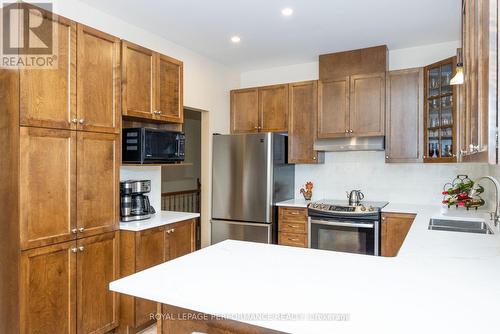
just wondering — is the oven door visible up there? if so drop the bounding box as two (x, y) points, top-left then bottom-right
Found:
(144, 130), (184, 162)
(309, 218), (379, 256)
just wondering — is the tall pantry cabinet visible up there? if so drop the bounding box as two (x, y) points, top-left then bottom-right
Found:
(1, 4), (120, 334)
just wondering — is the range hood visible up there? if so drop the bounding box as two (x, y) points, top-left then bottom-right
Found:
(314, 136), (385, 152)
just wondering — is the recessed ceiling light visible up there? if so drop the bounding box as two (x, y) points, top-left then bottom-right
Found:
(281, 7), (294, 16)
(231, 36), (241, 43)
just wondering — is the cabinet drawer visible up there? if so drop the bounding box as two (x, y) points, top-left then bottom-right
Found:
(279, 220), (307, 234)
(279, 207), (308, 222)
(278, 232), (308, 248)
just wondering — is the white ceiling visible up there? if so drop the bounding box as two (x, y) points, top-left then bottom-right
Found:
(79, 0), (461, 71)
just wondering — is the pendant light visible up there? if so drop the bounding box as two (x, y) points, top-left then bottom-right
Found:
(451, 1), (465, 85)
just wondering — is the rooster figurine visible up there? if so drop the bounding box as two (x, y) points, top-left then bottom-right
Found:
(300, 182), (314, 201)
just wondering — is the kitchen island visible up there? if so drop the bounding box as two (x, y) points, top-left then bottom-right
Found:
(110, 205), (500, 334)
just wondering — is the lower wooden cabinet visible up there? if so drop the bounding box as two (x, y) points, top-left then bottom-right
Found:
(381, 213), (416, 257)
(118, 219), (196, 333)
(20, 232), (119, 334)
(278, 207), (308, 248)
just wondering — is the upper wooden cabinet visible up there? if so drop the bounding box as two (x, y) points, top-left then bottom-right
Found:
(77, 24), (121, 134)
(156, 54), (184, 123)
(230, 84), (288, 133)
(318, 77), (350, 138)
(423, 57), (458, 163)
(318, 73), (385, 138)
(318, 46), (387, 139)
(460, 0), (491, 162)
(122, 41), (184, 123)
(385, 68), (424, 162)
(19, 12), (77, 130)
(288, 81), (324, 164)
(381, 212), (416, 257)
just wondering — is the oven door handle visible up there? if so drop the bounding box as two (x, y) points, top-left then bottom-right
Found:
(310, 219), (375, 229)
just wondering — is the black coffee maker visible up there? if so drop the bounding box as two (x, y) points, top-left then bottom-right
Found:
(120, 180), (156, 222)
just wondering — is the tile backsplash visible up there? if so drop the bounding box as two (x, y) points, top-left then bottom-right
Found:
(295, 151), (493, 207)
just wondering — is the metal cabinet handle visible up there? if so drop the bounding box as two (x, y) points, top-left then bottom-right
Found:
(78, 119), (85, 124)
(71, 228), (77, 234)
(166, 228), (176, 234)
(345, 129), (349, 133)
(469, 144), (479, 153)
(287, 224), (298, 228)
(288, 238), (300, 242)
(349, 129), (353, 133)
(71, 118), (78, 124)
(78, 246), (85, 252)
(385, 155), (389, 159)
(312, 156), (317, 160)
(71, 248), (78, 253)
(78, 227), (85, 233)
(170, 228), (175, 233)
(289, 212), (300, 215)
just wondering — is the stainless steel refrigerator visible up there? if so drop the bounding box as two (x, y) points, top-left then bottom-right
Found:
(211, 133), (295, 244)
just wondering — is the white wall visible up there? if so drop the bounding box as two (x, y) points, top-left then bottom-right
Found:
(240, 40), (495, 207)
(46, 0), (240, 247)
(120, 167), (162, 212)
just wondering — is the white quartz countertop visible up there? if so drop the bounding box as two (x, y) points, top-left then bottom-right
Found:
(111, 203), (500, 333)
(119, 211), (200, 232)
(275, 198), (310, 208)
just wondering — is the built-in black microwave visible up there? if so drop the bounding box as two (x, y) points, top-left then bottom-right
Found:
(122, 128), (185, 164)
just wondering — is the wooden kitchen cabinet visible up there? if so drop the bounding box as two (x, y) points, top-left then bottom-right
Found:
(19, 127), (77, 250)
(19, 11), (77, 130)
(385, 68), (424, 162)
(156, 54), (184, 123)
(230, 84), (289, 133)
(77, 24), (121, 134)
(318, 77), (350, 138)
(459, 0), (491, 162)
(230, 88), (259, 133)
(288, 81), (324, 164)
(278, 207), (308, 248)
(77, 132), (120, 238)
(122, 41), (184, 123)
(424, 57), (458, 163)
(350, 72), (386, 136)
(20, 241), (77, 334)
(381, 213), (416, 257)
(118, 219), (196, 333)
(77, 232), (119, 334)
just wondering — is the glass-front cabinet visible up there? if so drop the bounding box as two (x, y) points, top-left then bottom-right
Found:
(424, 57), (457, 163)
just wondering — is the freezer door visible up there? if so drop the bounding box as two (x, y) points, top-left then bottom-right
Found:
(212, 133), (273, 223)
(211, 220), (271, 245)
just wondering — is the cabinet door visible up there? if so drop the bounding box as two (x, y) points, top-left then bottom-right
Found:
(20, 127), (77, 250)
(121, 41), (155, 120)
(77, 232), (119, 334)
(461, 0), (490, 162)
(349, 73), (386, 136)
(77, 24), (120, 134)
(381, 213), (415, 257)
(259, 84), (289, 132)
(318, 77), (350, 138)
(385, 68), (423, 162)
(166, 219), (196, 261)
(135, 227), (166, 327)
(77, 132), (119, 237)
(20, 241), (77, 334)
(230, 88), (259, 133)
(19, 11), (76, 130)
(156, 53), (184, 123)
(288, 81), (323, 164)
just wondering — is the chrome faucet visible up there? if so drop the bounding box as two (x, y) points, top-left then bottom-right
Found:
(472, 176), (500, 227)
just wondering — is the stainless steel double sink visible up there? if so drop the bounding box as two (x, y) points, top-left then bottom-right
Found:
(429, 218), (494, 235)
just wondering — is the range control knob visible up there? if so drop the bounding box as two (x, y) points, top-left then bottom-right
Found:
(368, 206), (374, 212)
(360, 206), (366, 211)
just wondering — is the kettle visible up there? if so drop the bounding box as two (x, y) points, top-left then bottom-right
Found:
(346, 190), (364, 206)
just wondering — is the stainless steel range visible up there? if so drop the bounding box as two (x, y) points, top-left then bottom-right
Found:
(308, 199), (388, 256)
